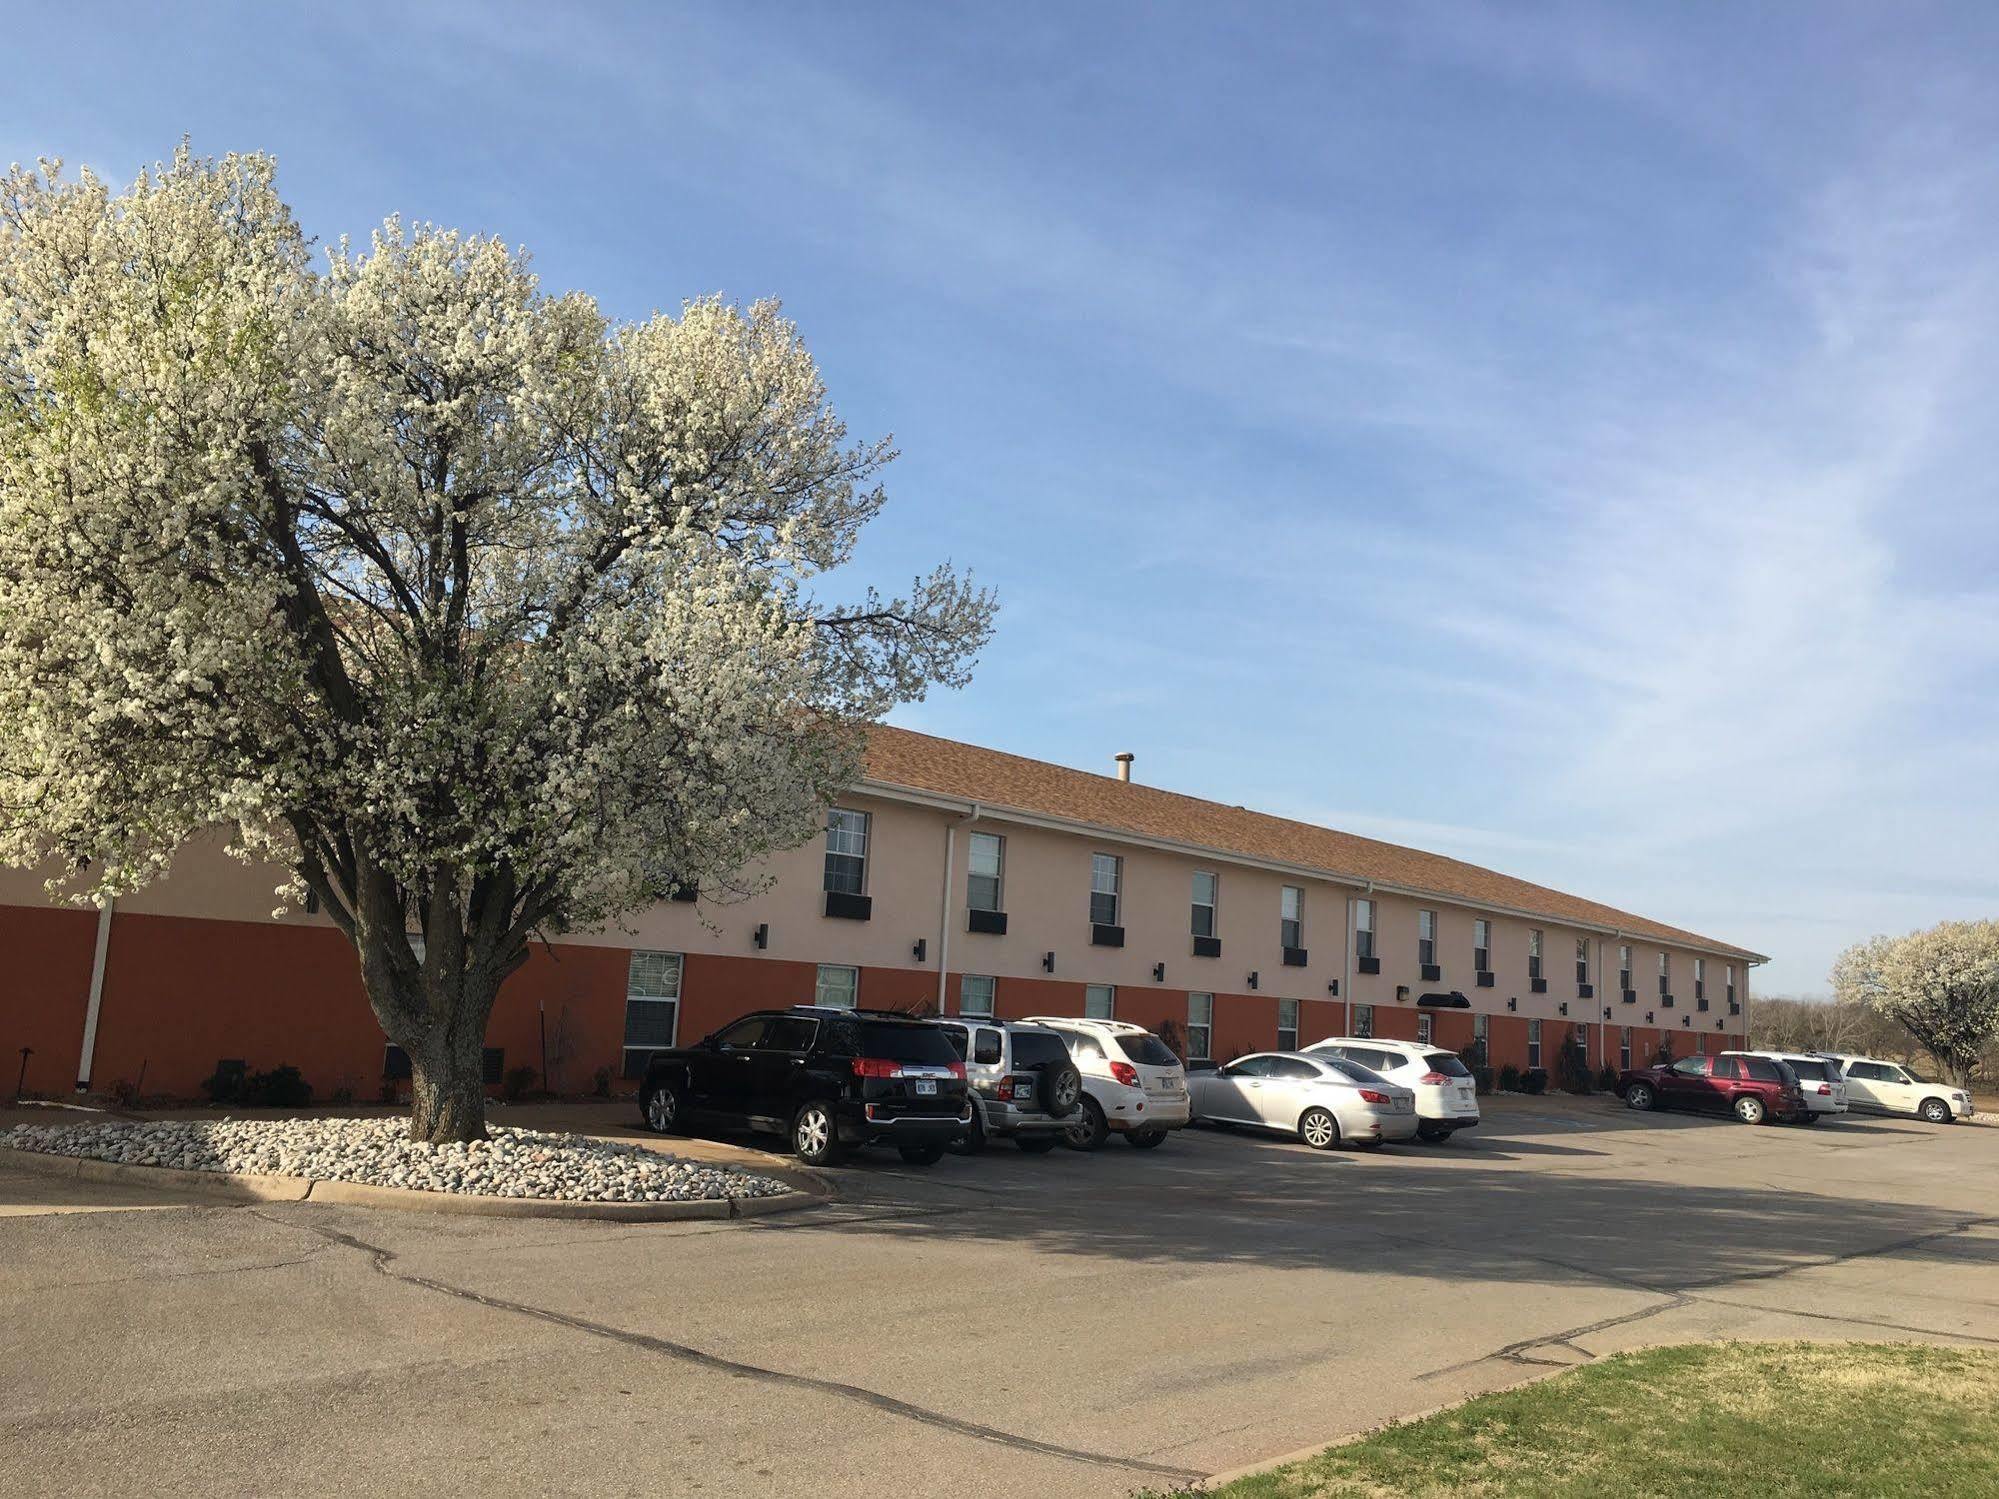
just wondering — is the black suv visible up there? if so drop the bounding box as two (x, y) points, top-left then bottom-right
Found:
(638, 1006), (970, 1166)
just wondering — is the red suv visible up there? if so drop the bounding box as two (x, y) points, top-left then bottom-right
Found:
(1617, 1051), (1807, 1125)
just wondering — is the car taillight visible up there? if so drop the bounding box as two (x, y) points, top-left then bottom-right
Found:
(1359, 1089), (1391, 1105)
(851, 1058), (899, 1079)
(947, 1061), (966, 1080)
(1817, 1083), (1831, 1094)
(1110, 1061), (1140, 1087)
(1417, 1072), (1449, 1085)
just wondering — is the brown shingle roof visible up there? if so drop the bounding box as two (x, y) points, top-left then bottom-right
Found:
(862, 725), (1764, 962)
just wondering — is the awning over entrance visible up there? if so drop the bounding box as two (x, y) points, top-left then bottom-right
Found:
(1416, 990), (1471, 1008)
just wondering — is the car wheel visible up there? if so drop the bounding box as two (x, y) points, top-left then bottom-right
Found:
(1016, 1135), (1060, 1155)
(1124, 1127), (1167, 1149)
(1298, 1107), (1340, 1150)
(791, 1100), (846, 1166)
(1040, 1063), (1084, 1119)
(1798, 1112), (1820, 1125)
(949, 1098), (988, 1156)
(1416, 1122), (1452, 1144)
(1625, 1082), (1655, 1111)
(642, 1082), (682, 1134)
(1919, 1097), (1954, 1125)
(897, 1142), (945, 1166)
(1063, 1095), (1109, 1151)
(1733, 1095), (1766, 1125)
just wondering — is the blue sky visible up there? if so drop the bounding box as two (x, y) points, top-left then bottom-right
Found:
(10, 2), (1997, 993)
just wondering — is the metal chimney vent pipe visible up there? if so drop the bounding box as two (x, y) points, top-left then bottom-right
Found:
(1114, 752), (1134, 783)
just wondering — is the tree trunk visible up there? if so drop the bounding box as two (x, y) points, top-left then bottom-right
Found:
(410, 1042), (488, 1144)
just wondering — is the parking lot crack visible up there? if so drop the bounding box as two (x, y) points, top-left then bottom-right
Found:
(249, 1211), (1204, 1483)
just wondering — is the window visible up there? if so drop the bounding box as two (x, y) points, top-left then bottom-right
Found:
(1418, 909), (1436, 967)
(967, 832), (1004, 912)
(1574, 1025), (1589, 1064)
(1354, 899), (1375, 960)
(1528, 929), (1543, 980)
(1473, 1012), (1489, 1046)
(1659, 951), (1671, 994)
(959, 974), (995, 1018)
(1526, 1018), (1542, 1069)
(1671, 1056), (1709, 1077)
(1618, 944), (1633, 992)
(973, 1028), (1003, 1066)
(1353, 1002), (1374, 1038)
(1711, 1054), (1743, 1080)
(621, 950), (682, 1079)
(1191, 871), (1217, 938)
(1742, 1057), (1781, 1082)
(1694, 956), (1706, 1000)
(763, 1016), (819, 1052)
(1280, 886), (1304, 949)
(1619, 1026), (1632, 1070)
(1090, 853), (1122, 927)
(714, 1015), (771, 1050)
(1577, 937), (1591, 986)
(1084, 983), (1115, 1020)
(824, 808), (869, 895)
(1473, 918), (1491, 973)
(1416, 1012), (1433, 1045)
(814, 964), (859, 1009)
(1187, 993), (1213, 1060)
(1695, 1031), (1707, 1055)
(1726, 964), (1737, 1006)
(1277, 998), (1299, 1051)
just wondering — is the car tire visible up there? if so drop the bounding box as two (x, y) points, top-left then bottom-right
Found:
(1798, 1112), (1820, 1125)
(1298, 1107), (1340, 1150)
(949, 1097), (988, 1155)
(1625, 1082), (1656, 1111)
(1063, 1095), (1109, 1151)
(897, 1142), (945, 1166)
(1124, 1127), (1166, 1149)
(1416, 1122), (1452, 1144)
(1039, 1062), (1084, 1120)
(641, 1081), (683, 1134)
(1733, 1095), (1766, 1125)
(1016, 1135), (1061, 1155)
(791, 1100), (847, 1166)
(1919, 1097), (1954, 1125)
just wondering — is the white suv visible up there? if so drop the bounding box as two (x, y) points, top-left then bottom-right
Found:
(1816, 1053), (1973, 1125)
(1743, 1051), (1847, 1121)
(1303, 1037), (1480, 1142)
(1021, 1016), (1190, 1151)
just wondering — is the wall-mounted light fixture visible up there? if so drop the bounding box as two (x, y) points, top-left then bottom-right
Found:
(752, 923), (768, 951)
(1327, 979), (1340, 997)
(1152, 962), (1166, 982)
(1395, 985), (1410, 1003)
(1715, 1018), (1724, 1030)
(1645, 1011), (1654, 1024)
(912, 938), (927, 963)
(1558, 1002), (1568, 1017)
(1603, 1007), (1612, 1020)
(1506, 997), (1517, 1012)
(1682, 1014), (1691, 1027)
(1042, 951), (1055, 974)
(1247, 971), (1259, 990)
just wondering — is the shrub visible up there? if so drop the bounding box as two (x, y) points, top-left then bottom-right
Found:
(1522, 1067), (1549, 1095)
(329, 1085), (355, 1105)
(592, 1065), (613, 1098)
(240, 1065), (313, 1108)
(503, 1064), (538, 1102)
(1596, 1065), (1620, 1093)
(1499, 1063), (1521, 1092)
(201, 1063), (246, 1105)
(1556, 1035), (1593, 1094)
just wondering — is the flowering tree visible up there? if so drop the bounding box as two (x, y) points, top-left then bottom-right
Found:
(0, 148), (994, 1141)
(1830, 921), (1999, 1086)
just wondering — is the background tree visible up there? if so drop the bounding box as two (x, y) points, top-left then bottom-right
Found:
(0, 148), (994, 1141)
(1830, 921), (1999, 1087)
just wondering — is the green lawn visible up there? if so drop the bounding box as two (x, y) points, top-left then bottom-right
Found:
(1163, 1342), (1999, 1499)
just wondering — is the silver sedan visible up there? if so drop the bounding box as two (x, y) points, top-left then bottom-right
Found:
(1187, 1051), (1420, 1149)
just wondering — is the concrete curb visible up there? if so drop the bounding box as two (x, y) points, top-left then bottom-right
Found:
(1, 1146), (828, 1222)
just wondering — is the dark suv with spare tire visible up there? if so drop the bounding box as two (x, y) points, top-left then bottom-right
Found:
(638, 1006), (970, 1166)
(931, 1018), (1083, 1154)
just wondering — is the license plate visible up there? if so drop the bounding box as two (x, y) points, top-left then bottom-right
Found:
(914, 1080), (936, 1096)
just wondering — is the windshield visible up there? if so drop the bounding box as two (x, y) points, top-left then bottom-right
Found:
(1116, 1034), (1180, 1067)
(1422, 1052), (1473, 1078)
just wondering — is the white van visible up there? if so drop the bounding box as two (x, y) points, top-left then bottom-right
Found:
(1816, 1054), (1973, 1124)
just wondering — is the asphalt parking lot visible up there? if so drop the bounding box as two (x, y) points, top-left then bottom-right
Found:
(4, 1096), (1996, 1498)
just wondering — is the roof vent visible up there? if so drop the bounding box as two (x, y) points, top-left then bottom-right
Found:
(1113, 752), (1135, 783)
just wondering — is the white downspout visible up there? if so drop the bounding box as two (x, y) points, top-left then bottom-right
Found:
(935, 802), (979, 1013)
(76, 897), (115, 1091)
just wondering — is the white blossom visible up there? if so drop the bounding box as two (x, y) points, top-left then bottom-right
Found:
(1830, 920), (1999, 1086)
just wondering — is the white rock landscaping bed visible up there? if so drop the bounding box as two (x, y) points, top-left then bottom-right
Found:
(2, 1117), (791, 1203)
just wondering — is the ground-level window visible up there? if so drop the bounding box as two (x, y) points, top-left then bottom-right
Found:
(622, 950), (683, 1079)
(1574, 1025), (1589, 1064)
(1187, 993), (1213, 1060)
(1619, 1026), (1632, 1070)
(1473, 1011), (1489, 1048)
(1353, 1002), (1374, 1038)
(1695, 1030), (1706, 1055)
(1416, 1012), (1433, 1046)
(1084, 983), (1115, 1020)
(1527, 1018), (1542, 1069)
(960, 974), (996, 1018)
(1276, 998), (1299, 1051)
(815, 964), (859, 1009)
